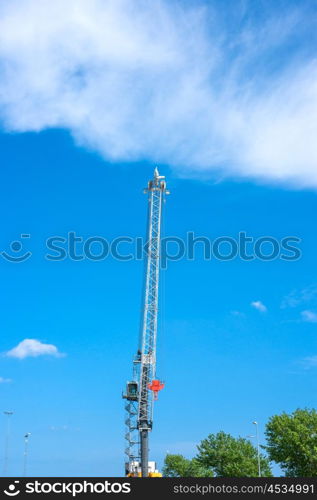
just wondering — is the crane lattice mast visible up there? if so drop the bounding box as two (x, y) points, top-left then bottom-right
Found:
(123, 168), (169, 477)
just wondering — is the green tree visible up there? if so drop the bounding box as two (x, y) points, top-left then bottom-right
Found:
(265, 408), (317, 477)
(163, 454), (213, 477)
(196, 431), (272, 477)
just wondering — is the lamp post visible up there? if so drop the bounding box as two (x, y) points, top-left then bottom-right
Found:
(23, 433), (31, 477)
(3, 411), (13, 476)
(253, 421), (261, 477)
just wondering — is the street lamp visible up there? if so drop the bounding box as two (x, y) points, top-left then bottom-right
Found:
(23, 433), (31, 477)
(253, 421), (261, 477)
(3, 411), (13, 477)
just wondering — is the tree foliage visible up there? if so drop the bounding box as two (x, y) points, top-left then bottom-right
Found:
(265, 408), (317, 477)
(163, 454), (213, 477)
(196, 431), (272, 477)
(164, 408), (317, 477)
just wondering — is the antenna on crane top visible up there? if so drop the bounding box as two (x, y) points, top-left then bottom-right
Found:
(123, 168), (169, 478)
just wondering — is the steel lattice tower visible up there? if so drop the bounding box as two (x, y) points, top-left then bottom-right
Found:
(123, 168), (169, 477)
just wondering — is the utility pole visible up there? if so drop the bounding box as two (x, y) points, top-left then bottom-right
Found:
(3, 411), (13, 476)
(123, 168), (169, 477)
(23, 432), (31, 477)
(253, 421), (261, 477)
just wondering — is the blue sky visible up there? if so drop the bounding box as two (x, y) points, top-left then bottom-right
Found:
(0, 0), (317, 477)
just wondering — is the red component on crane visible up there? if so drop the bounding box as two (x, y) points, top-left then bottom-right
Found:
(148, 380), (164, 400)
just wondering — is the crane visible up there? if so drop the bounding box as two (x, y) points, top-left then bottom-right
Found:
(123, 168), (169, 478)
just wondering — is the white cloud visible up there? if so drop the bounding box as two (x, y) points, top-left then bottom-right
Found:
(0, 377), (12, 383)
(6, 339), (63, 359)
(301, 310), (317, 323)
(251, 300), (267, 313)
(0, 1), (317, 187)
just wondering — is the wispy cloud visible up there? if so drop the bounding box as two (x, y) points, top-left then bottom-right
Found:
(281, 285), (317, 309)
(49, 425), (80, 432)
(301, 310), (317, 323)
(251, 300), (267, 313)
(0, 0), (317, 187)
(0, 377), (12, 383)
(6, 339), (63, 359)
(301, 355), (317, 369)
(230, 310), (246, 318)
